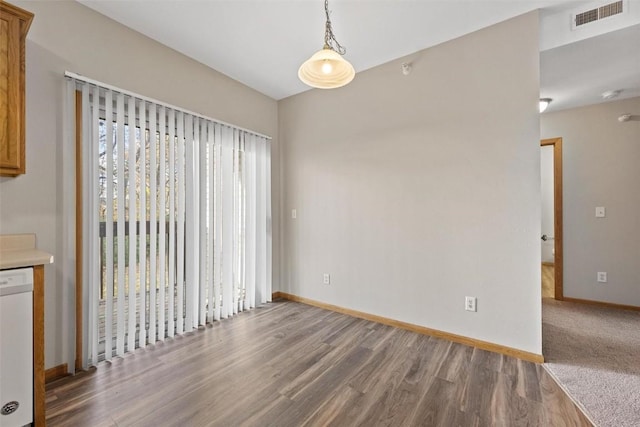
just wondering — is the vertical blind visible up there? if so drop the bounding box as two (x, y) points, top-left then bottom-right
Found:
(64, 75), (272, 368)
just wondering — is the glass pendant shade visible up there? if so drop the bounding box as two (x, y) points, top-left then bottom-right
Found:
(298, 47), (355, 89)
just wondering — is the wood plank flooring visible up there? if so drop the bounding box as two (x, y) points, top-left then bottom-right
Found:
(542, 264), (555, 299)
(46, 300), (591, 426)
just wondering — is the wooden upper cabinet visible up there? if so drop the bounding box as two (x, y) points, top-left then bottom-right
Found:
(0, 1), (33, 176)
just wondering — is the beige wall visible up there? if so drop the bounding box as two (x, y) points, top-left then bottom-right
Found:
(279, 12), (542, 354)
(0, 1), (279, 370)
(541, 97), (640, 306)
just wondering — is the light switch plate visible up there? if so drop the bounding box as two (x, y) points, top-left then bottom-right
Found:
(595, 207), (606, 218)
(292, 209), (297, 219)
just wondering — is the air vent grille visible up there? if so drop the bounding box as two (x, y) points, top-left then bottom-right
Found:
(575, 8), (598, 26)
(599, 0), (623, 18)
(574, 0), (624, 28)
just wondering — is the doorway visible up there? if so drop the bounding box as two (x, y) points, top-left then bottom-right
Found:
(540, 138), (563, 300)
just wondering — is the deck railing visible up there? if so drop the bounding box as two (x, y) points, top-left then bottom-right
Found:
(98, 220), (181, 299)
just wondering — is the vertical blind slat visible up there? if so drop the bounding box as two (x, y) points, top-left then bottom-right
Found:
(176, 112), (185, 334)
(104, 90), (114, 360)
(158, 106), (167, 342)
(213, 124), (222, 321)
(240, 134), (247, 311)
(184, 114), (194, 332)
(191, 118), (200, 328)
(245, 135), (257, 310)
(168, 108), (176, 338)
(148, 103), (157, 345)
(198, 119), (208, 325)
(231, 131), (236, 315)
(207, 122), (215, 323)
(116, 92), (126, 357)
(139, 101), (147, 347)
(127, 96), (137, 353)
(90, 86), (101, 365)
(80, 86), (89, 367)
(255, 139), (266, 304)
(234, 129), (241, 313)
(265, 140), (273, 301)
(221, 126), (234, 318)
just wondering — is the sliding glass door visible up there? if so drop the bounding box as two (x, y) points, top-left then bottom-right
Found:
(66, 76), (272, 367)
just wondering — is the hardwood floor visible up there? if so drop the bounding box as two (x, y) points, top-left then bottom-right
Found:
(46, 300), (591, 426)
(542, 264), (555, 299)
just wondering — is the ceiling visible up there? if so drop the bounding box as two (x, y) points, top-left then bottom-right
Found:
(540, 23), (640, 112)
(79, 0), (640, 111)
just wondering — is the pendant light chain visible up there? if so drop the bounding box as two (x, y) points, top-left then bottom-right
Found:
(298, 0), (355, 89)
(323, 0), (346, 55)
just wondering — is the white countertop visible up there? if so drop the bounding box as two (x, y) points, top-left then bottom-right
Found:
(0, 234), (54, 270)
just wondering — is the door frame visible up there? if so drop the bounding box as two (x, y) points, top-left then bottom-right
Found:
(541, 137), (563, 300)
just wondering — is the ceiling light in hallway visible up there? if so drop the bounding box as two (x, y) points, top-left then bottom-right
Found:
(539, 98), (552, 113)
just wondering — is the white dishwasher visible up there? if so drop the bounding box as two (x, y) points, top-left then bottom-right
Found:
(0, 267), (33, 427)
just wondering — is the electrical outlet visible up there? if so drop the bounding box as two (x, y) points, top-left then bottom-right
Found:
(291, 209), (297, 219)
(595, 207), (606, 218)
(597, 272), (607, 283)
(465, 296), (477, 312)
(323, 273), (330, 285)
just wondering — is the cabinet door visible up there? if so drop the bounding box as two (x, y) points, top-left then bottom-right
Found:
(0, 9), (25, 175)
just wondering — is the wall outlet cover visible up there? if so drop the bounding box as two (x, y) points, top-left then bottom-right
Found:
(465, 296), (477, 312)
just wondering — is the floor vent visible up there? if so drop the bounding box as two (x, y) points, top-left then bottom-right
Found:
(573, 0), (624, 29)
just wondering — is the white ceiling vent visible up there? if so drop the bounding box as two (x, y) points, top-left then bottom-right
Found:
(572, 0), (625, 29)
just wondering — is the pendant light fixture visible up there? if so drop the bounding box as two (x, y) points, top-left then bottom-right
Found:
(298, 0), (355, 89)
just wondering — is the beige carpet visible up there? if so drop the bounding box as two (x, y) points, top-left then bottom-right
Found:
(543, 299), (640, 427)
